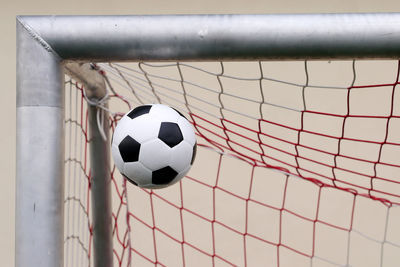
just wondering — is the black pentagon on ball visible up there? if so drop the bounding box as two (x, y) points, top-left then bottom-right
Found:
(127, 105), (152, 119)
(152, 166), (178, 185)
(158, 122), (183, 148)
(118, 135), (141, 162)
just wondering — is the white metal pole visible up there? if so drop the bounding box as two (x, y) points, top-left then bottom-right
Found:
(16, 20), (64, 267)
(18, 14), (400, 61)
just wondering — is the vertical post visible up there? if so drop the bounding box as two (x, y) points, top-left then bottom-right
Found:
(88, 104), (114, 267)
(65, 62), (114, 267)
(16, 19), (64, 267)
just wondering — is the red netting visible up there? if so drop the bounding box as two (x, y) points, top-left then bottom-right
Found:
(65, 60), (400, 267)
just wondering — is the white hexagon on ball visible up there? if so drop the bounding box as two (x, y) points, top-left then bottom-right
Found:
(122, 114), (161, 144)
(111, 104), (197, 189)
(139, 139), (171, 171)
(150, 104), (181, 123)
(111, 144), (124, 172)
(170, 141), (193, 172)
(177, 117), (196, 146)
(123, 162), (152, 187)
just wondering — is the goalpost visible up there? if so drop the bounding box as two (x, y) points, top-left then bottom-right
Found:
(16, 14), (400, 267)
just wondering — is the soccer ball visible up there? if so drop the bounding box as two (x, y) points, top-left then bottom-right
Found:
(111, 104), (197, 189)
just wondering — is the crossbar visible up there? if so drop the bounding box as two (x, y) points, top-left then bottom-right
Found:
(17, 14), (400, 61)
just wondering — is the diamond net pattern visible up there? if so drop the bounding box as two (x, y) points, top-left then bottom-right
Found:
(64, 60), (400, 267)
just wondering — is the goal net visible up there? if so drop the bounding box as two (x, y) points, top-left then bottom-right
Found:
(64, 60), (400, 267)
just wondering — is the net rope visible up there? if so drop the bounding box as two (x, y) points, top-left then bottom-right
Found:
(65, 60), (400, 267)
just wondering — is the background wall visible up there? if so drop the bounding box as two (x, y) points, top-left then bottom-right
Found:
(3, 0), (400, 266)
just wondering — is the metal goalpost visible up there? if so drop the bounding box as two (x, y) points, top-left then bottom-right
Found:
(16, 14), (400, 267)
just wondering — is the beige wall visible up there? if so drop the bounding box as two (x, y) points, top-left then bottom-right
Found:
(3, 0), (400, 266)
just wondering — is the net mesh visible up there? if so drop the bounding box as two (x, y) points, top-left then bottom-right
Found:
(64, 60), (400, 267)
